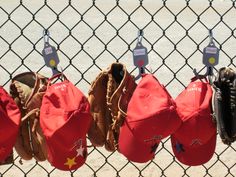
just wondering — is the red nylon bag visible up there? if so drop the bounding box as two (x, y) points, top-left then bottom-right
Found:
(0, 86), (21, 163)
(171, 77), (216, 166)
(119, 74), (181, 163)
(40, 73), (92, 170)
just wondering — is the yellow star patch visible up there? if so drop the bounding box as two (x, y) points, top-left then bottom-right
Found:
(64, 157), (77, 169)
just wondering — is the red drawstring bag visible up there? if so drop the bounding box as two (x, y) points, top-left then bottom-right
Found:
(0, 86), (21, 163)
(119, 74), (181, 163)
(171, 77), (216, 166)
(40, 73), (92, 170)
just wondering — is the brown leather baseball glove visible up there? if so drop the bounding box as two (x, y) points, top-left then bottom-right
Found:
(10, 72), (48, 161)
(88, 63), (137, 151)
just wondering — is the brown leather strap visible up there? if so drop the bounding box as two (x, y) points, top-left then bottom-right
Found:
(21, 108), (40, 122)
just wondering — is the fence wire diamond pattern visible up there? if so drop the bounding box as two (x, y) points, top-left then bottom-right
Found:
(0, 0), (236, 177)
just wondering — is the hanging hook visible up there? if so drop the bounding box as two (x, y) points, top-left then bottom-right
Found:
(43, 29), (50, 46)
(133, 29), (148, 80)
(193, 66), (213, 83)
(193, 29), (219, 84)
(209, 29), (214, 46)
(137, 29), (144, 46)
(42, 29), (61, 77)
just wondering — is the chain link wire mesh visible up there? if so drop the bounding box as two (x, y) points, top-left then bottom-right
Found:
(0, 0), (236, 176)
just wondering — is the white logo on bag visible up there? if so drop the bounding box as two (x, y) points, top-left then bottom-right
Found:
(54, 84), (67, 91)
(190, 139), (202, 146)
(187, 84), (202, 92)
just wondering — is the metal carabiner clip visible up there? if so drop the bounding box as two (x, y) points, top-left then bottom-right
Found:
(209, 29), (215, 46)
(43, 29), (50, 47)
(137, 29), (144, 46)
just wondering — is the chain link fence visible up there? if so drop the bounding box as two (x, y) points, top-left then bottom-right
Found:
(0, 0), (236, 176)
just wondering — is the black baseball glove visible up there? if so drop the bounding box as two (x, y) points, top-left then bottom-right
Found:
(213, 67), (236, 145)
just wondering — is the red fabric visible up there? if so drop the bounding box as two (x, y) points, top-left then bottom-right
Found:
(0, 86), (21, 162)
(119, 74), (181, 163)
(40, 75), (91, 170)
(171, 79), (216, 166)
(118, 120), (156, 163)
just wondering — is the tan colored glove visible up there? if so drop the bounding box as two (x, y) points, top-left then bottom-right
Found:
(87, 72), (109, 148)
(10, 72), (48, 161)
(88, 63), (137, 151)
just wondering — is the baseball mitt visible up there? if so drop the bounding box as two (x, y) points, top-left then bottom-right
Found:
(88, 62), (137, 151)
(10, 72), (48, 161)
(213, 67), (236, 145)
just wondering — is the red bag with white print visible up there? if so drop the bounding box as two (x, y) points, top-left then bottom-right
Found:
(40, 73), (92, 170)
